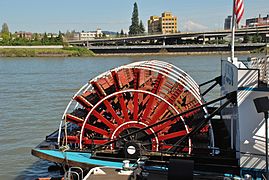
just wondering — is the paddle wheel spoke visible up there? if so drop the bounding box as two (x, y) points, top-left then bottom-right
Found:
(111, 71), (130, 122)
(158, 130), (189, 141)
(133, 69), (140, 120)
(142, 73), (165, 122)
(74, 95), (116, 130)
(91, 81), (123, 125)
(83, 139), (109, 145)
(67, 136), (108, 145)
(84, 124), (109, 137)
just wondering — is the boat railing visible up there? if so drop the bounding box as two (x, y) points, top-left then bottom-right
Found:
(249, 55), (269, 84)
(64, 166), (84, 180)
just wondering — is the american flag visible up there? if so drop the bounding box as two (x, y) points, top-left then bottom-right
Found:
(235, 0), (244, 24)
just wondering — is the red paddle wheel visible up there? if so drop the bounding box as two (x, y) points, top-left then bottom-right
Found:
(59, 60), (213, 155)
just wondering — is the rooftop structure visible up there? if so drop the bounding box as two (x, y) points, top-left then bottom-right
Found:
(246, 14), (269, 27)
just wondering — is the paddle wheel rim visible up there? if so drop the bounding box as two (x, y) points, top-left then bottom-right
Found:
(59, 60), (213, 156)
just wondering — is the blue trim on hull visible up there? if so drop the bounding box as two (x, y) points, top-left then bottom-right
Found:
(35, 149), (129, 168)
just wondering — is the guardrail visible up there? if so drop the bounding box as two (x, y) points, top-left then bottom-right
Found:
(250, 56), (269, 84)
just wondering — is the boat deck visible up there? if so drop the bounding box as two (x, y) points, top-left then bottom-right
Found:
(82, 167), (230, 180)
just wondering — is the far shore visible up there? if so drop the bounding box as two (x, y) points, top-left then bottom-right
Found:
(0, 47), (94, 57)
(0, 45), (64, 49)
(0, 46), (267, 57)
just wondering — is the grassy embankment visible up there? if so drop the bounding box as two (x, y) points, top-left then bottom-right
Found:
(0, 47), (95, 57)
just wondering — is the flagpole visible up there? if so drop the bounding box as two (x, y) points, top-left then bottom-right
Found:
(231, 0), (236, 62)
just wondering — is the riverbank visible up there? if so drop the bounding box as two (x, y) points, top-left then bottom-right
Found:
(0, 46), (266, 57)
(94, 51), (253, 57)
(0, 47), (95, 57)
(93, 45), (268, 57)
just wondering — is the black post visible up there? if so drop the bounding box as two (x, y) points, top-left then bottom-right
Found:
(265, 112), (269, 180)
(253, 96), (269, 179)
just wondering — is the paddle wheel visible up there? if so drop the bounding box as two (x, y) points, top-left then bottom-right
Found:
(59, 60), (214, 156)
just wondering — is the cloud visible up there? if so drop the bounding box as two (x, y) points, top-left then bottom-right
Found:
(181, 20), (209, 32)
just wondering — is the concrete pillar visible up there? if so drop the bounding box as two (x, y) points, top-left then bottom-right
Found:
(163, 39), (166, 46)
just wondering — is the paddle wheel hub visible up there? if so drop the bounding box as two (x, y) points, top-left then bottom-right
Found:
(59, 60), (213, 156)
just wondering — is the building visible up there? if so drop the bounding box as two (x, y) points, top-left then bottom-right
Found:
(79, 28), (103, 40)
(148, 16), (160, 34)
(224, 16), (232, 30)
(80, 31), (96, 40)
(160, 12), (178, 34)
(246, 14), (269, 27)
(148, 12), (177, 34)
(15, 31), (33, 40)
(47, 33), (58, 38)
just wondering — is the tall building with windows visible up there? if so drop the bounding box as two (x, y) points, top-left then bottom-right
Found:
(148, 12), (177, 34)
(148, 16), (160, 34)
(160, 12), (177, 34)
(224, 15), (232, 30)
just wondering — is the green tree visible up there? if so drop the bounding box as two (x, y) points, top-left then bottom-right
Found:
(120, 29), (124, 37)
(129, 2), (140, 35)
(257, 35), (262, 43)
(1, 23), (10, 40)
(65, 30), (71, 39)
(42, 32), (48, 45)
(252, 34), (258, 43)
(251, 33), (263, 43)
(57, 31), (63, 43)
(139, 20), (145, 34)
(243, 34), (251, 43)
(1, 23), (9, 34)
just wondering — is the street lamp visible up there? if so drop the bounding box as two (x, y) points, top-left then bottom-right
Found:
(253, 96), (269, 179)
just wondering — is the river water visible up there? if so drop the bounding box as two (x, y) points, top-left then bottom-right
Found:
(0, 54), (252, 179)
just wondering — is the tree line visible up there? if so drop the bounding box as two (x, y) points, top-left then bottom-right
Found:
(0, 23), (64, 46)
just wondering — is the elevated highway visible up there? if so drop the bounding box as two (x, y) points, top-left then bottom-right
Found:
(68, 26), (269, 46)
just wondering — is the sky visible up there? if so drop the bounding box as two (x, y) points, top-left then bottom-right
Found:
(0, 0), (268, 33)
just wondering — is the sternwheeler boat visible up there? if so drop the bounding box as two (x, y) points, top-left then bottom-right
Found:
(32, 55), (269, 179)
(32, 0), (269, 178)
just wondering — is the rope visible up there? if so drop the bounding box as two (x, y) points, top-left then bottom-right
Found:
(64, 114), (68, 146)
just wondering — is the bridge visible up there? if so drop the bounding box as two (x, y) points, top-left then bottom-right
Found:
(68, 26), (269, 46)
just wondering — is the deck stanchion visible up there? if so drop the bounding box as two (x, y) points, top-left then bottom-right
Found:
(253, 96), (269, 179)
